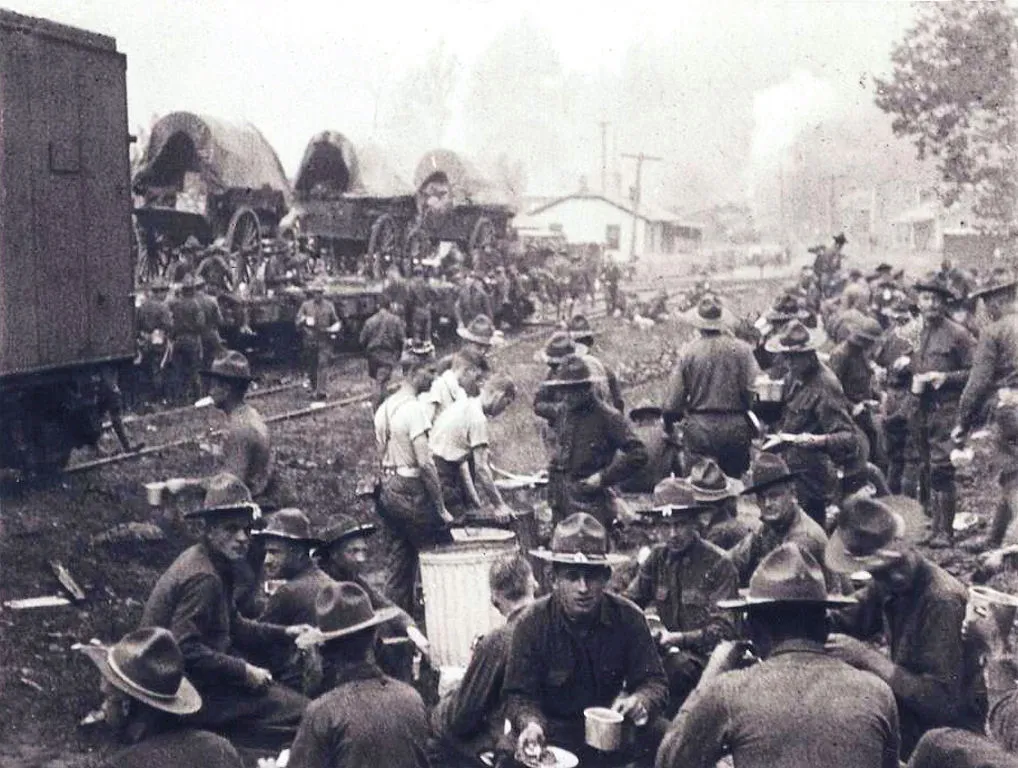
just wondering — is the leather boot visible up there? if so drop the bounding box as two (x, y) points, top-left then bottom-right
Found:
(928, 489), (956, 549)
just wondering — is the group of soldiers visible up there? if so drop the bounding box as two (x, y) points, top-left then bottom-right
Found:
(75, 234), (1018, 768)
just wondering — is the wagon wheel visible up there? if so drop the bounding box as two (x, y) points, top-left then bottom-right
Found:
(468, 216), (496, 271)
(404, 225), (433, 273)
(226, 207), (262, 286)
(368, 213), (401, 262)
(134, 221), (168, 284)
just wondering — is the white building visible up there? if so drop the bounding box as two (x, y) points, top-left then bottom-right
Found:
(522, 193), (702, 263)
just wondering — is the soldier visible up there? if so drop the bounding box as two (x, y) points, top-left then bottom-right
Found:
(875, 296), (921, 495)
(407, 265), (435, 343)
(196, 245), (234, 294)
(359, 297), (407, 409)
(954, 280), (1018, 553)
(764, 320), (868, 527)
(168, 236), (202, 283)
(618, 402), (683, 494)
(909, 273), (976, 547)
(168, 274), (207, 403)
(455, 269), (494, 330)
(828, 317), (886, 472)
(602, 257), (623, 315)
(542, 356), (648, 527)
(568, 315), (624, 413)
(626, 479), (738, 712)
(665, 295), (759, 478)
(194, 275), (225, 368)
(295, 281), (339, 399)
(457, 313), (498, 361)
(136, 279), (173, 402)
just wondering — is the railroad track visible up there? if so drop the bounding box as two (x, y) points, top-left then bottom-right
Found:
(74, 269), (787, 474)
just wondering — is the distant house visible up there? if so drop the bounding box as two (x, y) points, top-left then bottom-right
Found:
(521, 193), (702, 263)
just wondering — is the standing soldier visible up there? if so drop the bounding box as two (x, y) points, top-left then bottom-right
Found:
(909, 273), (976, 547)
(168, 274), (207, 403)
(664, 295), (759, 479)
(136, 278), (173, 402)
(295, 280), (339, 399)
(455, 270), (494, 330)
(602, 257), (623, 316)
(828, 317), (886, 472)
(875, 296), (921, 495)
(407, 265), (435, 343)
(194, 276), (225, 368)
(359, 297), (407, 409)
(567, 315), (624, 413)
(954, 279), (1018, 553)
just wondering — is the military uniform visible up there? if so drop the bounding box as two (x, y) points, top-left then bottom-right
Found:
(137, 293), (173, 400)
(168, 289), (207, 402)
(359, 306), (406, 407)
(295, 296), (339, 395)
(195, 290), (225, 365)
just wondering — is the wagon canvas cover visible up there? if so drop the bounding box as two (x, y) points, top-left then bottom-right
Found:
(293, 131), (412, 199)
(133, 111), (291, 202)
(413, 148), (508, 207)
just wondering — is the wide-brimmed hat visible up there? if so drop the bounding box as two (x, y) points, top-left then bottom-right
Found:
(184, 473), (261, 521)
(688, 458), (738, 502)
(766, 293), (803, 323)
(399, 339), (436, 366)
(848, 318), (883, 347)
(538, 331), (577, 365)
(628, 399), (663, 422)
(530, 512), (628, 565)
(318, 514), (378, 549)
(252, 508), (322, 546)
(458, 314), (497, 345)
(567, 315), (597, 341)
(683, 295), (732, 331)
(314, 581), (401, 642)
(913, 272), (958, 301)
(867, 263), (894, 280)
(637, 477), (707, 518)
(971, 280), (1018, 301)
(741, 453), (799, 496)
(763, 320), (821, 354)
(77, 627), (202, 715)
(201, 350), (254, 382)
(718, 543), (856, 609)
(826, 496), (914, 574)
(542, 356), (603, 388)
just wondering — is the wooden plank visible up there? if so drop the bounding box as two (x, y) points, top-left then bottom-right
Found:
(0, 28), (42, 374)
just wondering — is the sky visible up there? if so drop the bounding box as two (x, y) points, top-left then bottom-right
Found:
(6, 0), (923, 206)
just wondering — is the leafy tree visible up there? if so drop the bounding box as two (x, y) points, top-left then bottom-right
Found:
(874, 0), (1017, 226)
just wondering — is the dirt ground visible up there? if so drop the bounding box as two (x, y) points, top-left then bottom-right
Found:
(0, 268), (1003, 766)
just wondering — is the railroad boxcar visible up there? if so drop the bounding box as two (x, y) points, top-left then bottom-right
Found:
(0, 10), (135, 472)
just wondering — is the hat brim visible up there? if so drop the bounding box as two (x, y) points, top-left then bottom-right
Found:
(78, 645), (202, 715)
(321, 523), (379, 547)
(824, 509), (907, 574)
(183, 502), (261, 521)
(740, 472), (801, 496)
(763, 335), (820, 354)
(529, 548), (629, 565)
(457, 327), (495, 345)
(682, 306), (733, 330)
(315, 605), (403, 642)
(252, 529), (323, 546)
(629, 406), (663, 421)
(691, 485), (738, 502)
(717, 592), (857, 610)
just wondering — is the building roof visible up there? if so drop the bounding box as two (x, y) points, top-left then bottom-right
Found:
(526, 192), (700, 228)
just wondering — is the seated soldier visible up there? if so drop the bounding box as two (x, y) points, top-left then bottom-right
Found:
(617, 401), (682, 494)
(285, 582), (431, 768)
(430, 374), (517, 517)
(687, 457), (749, 550)
(77, 627), (243, 768)
(728, 454), (829, 587)
(626, 478), (738, 712)
(431, 552), (537, 764)
(504, 513), (668, 768)
(139, 474), (308, 749)
(253, 509), (332, 692)
(908, 582), (1018, 767)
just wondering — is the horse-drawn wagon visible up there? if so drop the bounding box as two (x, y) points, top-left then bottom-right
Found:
(132, 112), (291, 284)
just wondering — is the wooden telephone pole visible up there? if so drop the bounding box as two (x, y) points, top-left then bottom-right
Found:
(622, 152), (662, 261)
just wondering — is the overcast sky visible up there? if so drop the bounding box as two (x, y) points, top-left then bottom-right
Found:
(8, 0), (922, 203)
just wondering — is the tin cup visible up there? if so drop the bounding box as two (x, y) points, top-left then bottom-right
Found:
(968, 585), (1018, 633)
(584, 707), (624, 752)
(144, 482), (165, 507)
(910, 374), (927, 395)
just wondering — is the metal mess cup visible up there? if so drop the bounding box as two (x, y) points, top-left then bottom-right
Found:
(584, 706), (624, 752)
(144, 482), (165, 507)
(968, 585), (1018, 635)
(910, 373), (928, 395)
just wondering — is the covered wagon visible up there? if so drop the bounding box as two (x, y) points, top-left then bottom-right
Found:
(132, 111), (291, 283)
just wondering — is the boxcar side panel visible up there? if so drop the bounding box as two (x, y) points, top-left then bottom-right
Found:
(79, 49), (133, 359)
(0, 27), (42, 374)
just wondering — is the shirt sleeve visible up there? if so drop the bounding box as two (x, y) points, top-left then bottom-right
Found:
(504, 612), (549, 734)
(958, 331), (999, 430)
(662, 352), (689, 423)
(726, 533), (755, 586)
(691, 558), (739, 652)
(625, 551), (658, 608)
(445, 631), (509, 737)
(169, 575), (249, 687)
(467, 402), (490, 449)
(814, 388), (863, 464)
(220, 423), (259, 486)
(655, 676), (730, 768)
(625, 605), (669, 718)
(886, 593), (968, 728)
(287, 702), (332, 768)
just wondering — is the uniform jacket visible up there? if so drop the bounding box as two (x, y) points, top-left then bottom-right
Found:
(101, 728), (243, 768)
(664, 333), (758, 420)
(727, 508), (829, 587)
(359, 309), (406, 362)
(958, 314), (1018, 430)
(913, 316), (975, 405)
(260, 564), (333, 627)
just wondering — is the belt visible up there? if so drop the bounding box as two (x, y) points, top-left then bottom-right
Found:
(381, 466), (421, 479)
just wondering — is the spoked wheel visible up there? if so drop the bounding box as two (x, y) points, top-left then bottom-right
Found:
(134, 223), (168, 284)
(226, 207), (262, 286)
(468, 216), (495, 271)
(367, 214), (400, 262)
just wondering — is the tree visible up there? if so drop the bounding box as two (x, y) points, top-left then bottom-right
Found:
(874, 1), (1018, 226)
